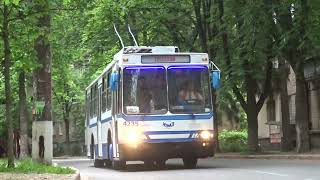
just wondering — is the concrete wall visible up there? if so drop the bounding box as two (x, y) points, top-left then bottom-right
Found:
(258, 102), (269, 138)
(32, 121), (53, 164)
(258, 94), (282, 139)
(309, 81), (320, 130)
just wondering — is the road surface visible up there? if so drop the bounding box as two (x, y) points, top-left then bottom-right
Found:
(54, 158), (320, 180)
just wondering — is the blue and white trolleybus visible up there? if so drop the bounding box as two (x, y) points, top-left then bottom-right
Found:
(85, 46), (221, 169)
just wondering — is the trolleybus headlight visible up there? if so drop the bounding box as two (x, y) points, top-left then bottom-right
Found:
(127, 129), (143, 144)
(200, 131), (211, 140)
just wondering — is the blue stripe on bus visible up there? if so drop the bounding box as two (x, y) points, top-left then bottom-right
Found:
(143, 138), (199, 143)
(88, 113), (213, 128)
(89, 123), (97, 128)
(117, 113), (213, 121)
(144, 130), (199, 135)
(144, 130), (213, 139)
(88, 117), (112, 128)
(101, 116), (112, 123)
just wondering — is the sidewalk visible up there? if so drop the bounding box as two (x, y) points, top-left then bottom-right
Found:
(53, 156), (88, 160)
(215, 152), (320, 160)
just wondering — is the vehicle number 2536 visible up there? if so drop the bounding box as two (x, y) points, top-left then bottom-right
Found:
(123, 121), (139, 126)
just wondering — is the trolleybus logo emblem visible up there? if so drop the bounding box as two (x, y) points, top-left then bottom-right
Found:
(163, 121), (175, 128)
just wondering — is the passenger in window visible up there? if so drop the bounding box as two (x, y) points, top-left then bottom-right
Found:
(178, 80), (204, 104)
(137, 76), (153, 113)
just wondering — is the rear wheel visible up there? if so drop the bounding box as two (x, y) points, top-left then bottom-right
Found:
(183, 157), (198, 169)
(144, 160), (155, 170)
(94, 159), (104, 167)
(112, 160), (126, 170)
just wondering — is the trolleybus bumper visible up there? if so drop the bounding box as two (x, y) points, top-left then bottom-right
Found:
(118, 141), (214, 161)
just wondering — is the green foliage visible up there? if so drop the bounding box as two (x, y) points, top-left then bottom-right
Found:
(0, 158), (75, 174)
(219, 129), (248, 152)
(1, 0), (320, 155)
(1, 0), (20, 5)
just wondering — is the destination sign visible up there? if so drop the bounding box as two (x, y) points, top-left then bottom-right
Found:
(141, 55), (190, 63)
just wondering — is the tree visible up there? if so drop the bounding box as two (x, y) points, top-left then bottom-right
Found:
(217, 0), (274, 152)
(279, 58), (292, 151)
(1, 1), (15, 168)
(192, 0), (220, 152)
(1, 0), (37, 161)
(33, 0), (52, 122)
(273, 0), (320, 152)
(18, 70), (29, 158)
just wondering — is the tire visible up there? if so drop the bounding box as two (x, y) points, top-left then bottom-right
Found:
(144, 160), (155, 169)
(183, 157), (198, 169)
(94, 159), (105, 167)
(90, 144), (94, 159)
(112, 160), (126, 170)
(155, 159), (166, 169)
(104, 159), (112, 167)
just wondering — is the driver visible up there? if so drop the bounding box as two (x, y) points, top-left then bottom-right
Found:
(137, 76), (153, 113)
(178, 80), (204, 103)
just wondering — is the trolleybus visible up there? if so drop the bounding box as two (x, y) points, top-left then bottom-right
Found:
(85, 46), (220, 169)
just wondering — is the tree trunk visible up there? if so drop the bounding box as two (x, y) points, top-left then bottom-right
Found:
(247, 110), (259, 152)
(2, 3), (14, 168)
(279, 60), (291, 151)
(295, 65), (310, 152)
(246, 76), (259, 152)
(64, 102), (71, 155)
(34, 0), (52, 122)
(64, 117), (70, 155)
(19, 71), (29, 159)
(192, 0), (208, 52)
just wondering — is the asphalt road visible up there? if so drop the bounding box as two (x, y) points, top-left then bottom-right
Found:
(54, 158), (320, 180)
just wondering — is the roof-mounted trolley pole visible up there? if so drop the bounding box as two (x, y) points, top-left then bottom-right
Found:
(128, 24), (138, 46)
(113, 24), (124, 49)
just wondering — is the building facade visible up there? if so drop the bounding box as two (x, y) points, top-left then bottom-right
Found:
(258, 61), (320, 151)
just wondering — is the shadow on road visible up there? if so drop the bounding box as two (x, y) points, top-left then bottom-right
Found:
(91, 163), (216, 172)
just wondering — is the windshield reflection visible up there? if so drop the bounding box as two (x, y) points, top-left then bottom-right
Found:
(168, 66), (212, 114)
(123, 66), (212, 115)
(123, 67), (168, 115)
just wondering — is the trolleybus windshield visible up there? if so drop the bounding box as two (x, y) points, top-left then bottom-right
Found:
(168, 66), (212, 114)
(123, 66), (168, 115)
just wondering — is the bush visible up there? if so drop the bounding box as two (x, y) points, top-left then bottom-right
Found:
(219, 129), (248, 152)
(0, 158), (75, 174)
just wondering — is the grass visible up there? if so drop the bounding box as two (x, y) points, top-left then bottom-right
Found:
(0, 158), (75, 174)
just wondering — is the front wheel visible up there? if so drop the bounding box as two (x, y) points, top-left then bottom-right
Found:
(183, 157), (198, 169)
(94, 159), (104, 167)
(155, 159), (166, 169)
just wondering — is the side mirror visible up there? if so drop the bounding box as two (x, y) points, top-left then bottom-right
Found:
(211, 70), (221, 90)
(109, 72), (119, 91)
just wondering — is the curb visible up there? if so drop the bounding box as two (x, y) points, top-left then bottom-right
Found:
(69, 166), (80, 180)
(53, 163), (80, 180)
(215, 154), (320, 160)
